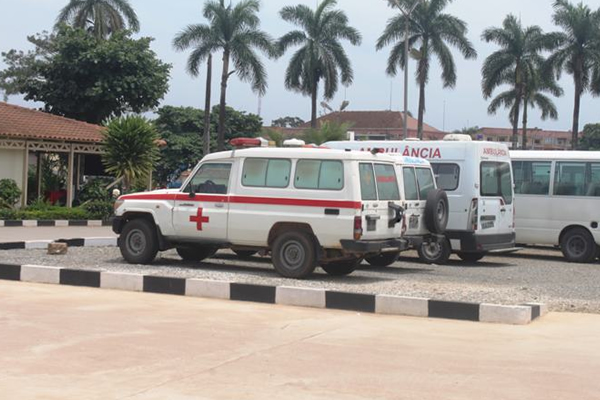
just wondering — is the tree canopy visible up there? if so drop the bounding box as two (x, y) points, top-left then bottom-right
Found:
(153, 105), (263, 185)
(55, 0), (140, 39)
(272, 116), (305, 128)
(0, 26), (170, 124)
(579, 124), (600, 150)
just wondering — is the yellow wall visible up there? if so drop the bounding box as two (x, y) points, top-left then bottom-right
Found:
(0, 148), (25, 190)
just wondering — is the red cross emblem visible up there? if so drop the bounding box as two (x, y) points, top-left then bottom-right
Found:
(189, 207), (210, 231)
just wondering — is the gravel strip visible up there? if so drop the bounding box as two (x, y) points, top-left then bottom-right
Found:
(2, 246), (599, 313)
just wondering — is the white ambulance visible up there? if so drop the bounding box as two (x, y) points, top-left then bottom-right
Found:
(112, 142), (414, 279)
(324, 137), (516, 264)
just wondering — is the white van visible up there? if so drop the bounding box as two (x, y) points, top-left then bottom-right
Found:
(511, 150), (600, 263)
(324, 139), (516, 264)
(113, 145), (411, 278)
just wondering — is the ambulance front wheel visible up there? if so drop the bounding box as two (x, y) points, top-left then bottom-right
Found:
(271, 231), (318, 279)
(119, 218), (159, 265)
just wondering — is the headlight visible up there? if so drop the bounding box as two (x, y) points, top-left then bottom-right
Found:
(113, 199), (124, 212)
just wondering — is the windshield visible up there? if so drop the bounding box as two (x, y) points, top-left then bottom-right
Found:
(480, 162), (513, 204)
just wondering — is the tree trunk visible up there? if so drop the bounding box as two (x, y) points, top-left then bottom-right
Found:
(218, 50), (230, 152)
(311, 84), (318, 129)
(522, 99), (528, 150)
(417, 74), (426, 140)
(572, 71), (582, 150)
(512, 88), (522, 150)
(203, 54), (212, 156)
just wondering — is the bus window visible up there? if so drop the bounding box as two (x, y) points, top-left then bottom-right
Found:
(481, 162), (513, 204)
(554, 162), (586, 196)
(431, 163), (460, 191)
(512, 161), (551, 195)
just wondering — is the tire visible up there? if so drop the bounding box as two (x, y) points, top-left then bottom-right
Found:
(560, 228), (597, 263)
(176, 246), (218, 262)
(119, 218), (159, 264)
(321, 259), (361, 276)
(365, 251), (400, 267)
(233, 250), (258, 258)
(457, 252), (485, 263)
(271, 231), (318, 279)
(418, 238), (451, 265)
(424, 189), (449, 234)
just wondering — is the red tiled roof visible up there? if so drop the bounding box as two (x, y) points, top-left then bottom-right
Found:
(302, 111), (441, 133)
(480, 127), (572, 139)
(0, 102), (104, 143)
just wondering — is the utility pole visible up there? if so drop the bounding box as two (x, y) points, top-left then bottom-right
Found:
(390, 0), (423, 139)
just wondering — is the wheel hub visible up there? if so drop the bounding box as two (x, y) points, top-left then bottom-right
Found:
(126, 229), (146, 255)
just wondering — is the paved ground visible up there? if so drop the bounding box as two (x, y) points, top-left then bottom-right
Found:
(0, 226), (115, 242)
(1, 280), (598, 400)
(2, 245), (599, 313)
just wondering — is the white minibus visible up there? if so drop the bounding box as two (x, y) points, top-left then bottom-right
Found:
(324, 139), (516, 264)
(511, 150), (600, 263)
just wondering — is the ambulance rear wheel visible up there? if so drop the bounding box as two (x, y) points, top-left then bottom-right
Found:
(365, 251), (400, 267)
(321, 258), (361, 276)
(176, 246), (218, 262)
(120, 218), (158, 265)
(418, 239), (451, 265)
(272, 231), (317, 279)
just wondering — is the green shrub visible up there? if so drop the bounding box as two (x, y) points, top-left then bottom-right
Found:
(78, 179), (112, 203)
(0, 179), (22, 209)
(27, 197), (54, 211)
(18, 207), (89, 221)
(0, 209), (17, 220)
(83, 200), (114, 220)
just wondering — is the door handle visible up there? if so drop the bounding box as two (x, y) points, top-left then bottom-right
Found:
(215, 203), (224, 208)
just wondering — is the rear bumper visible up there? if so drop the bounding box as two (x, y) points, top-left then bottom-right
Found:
(446, 231), (516, 253)
(340, 238), (409, 254)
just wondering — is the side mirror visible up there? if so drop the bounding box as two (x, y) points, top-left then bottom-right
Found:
(188, 186), (196, 198)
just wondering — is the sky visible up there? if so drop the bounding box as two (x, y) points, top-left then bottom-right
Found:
(1, 0), (600, 132)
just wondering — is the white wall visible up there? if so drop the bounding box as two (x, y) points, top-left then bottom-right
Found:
(0, 148), (25, 190)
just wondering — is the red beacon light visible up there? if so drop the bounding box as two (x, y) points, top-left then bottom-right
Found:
(371, 148), (386, 155)
(229, 137), (269, 148)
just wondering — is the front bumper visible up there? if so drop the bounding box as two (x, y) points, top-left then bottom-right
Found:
(340, 238), (409, 255)
(112, 216), (125, 234)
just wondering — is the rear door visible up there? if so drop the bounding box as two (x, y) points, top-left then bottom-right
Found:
(359, 162), (403, 239)
(403, 166), (437, 236)
(479, 161), (514, 235)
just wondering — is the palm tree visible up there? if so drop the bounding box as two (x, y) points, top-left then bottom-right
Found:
(545, 0), (600, 149)
(482, 15), (557, 149)
(102, 116), (159, 192)
(55, 0), (139, 39)
(488, 69), (562, 149)
(377, 0), (476, 139)
(278, 0), (362, 129)
(173, 0), (276, 151)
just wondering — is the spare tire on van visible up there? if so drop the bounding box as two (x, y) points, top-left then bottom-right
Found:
(424, 189), (449, 234)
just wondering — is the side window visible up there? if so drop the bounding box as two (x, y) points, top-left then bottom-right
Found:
(431, 163), (460, 191)
(403, 167), (419, 201)
(589, 163), (600, 197)
(554, 162), (586, 196)
(513, 161), (551, 195)
(185, 163), (231, 194)
(554, 162), (600, 197)
(295, 160), (343, 190)
(359, 163), (377, 200)
(415, 168), (435, 199)
(374, 164), (400, 201)
(480, 162), (513, 204)
(242, 158), (291, 188)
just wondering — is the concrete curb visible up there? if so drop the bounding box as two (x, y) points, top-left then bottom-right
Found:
(0, 237), (116, 250)
(0, 220), (111, 228)
(0, 263), (547, 325)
